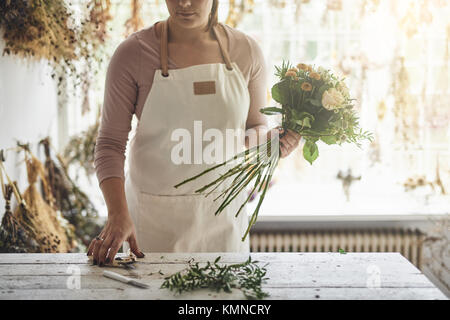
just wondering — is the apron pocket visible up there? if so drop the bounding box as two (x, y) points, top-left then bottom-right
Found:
(136, 191), (249, 252)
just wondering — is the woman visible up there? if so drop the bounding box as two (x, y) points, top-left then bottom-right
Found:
(88, 0), (301, 266)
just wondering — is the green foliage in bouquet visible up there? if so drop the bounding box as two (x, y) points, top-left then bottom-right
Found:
(175, 61), (373, 241)
(266, 61), (373, 164)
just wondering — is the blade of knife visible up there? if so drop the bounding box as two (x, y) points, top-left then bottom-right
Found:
(103, 270), (149, 289)
(128, 280), (149, 289)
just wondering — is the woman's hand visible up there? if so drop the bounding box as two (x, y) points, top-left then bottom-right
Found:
(87, 211), (144, 267)
(266, 127), (302, 158)
(278, 128), (302, 158)
(245, 125), (302, 158)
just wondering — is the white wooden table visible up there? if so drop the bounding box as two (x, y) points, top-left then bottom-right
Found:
(0, 252), (447, 300)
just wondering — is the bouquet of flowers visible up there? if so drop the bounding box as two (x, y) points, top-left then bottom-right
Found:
(175, 61), (373, 241)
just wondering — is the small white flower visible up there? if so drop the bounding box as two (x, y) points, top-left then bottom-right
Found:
(336, 82), (350, 98)
(322, 88), (345, 110)
(317, 67), (331, 81)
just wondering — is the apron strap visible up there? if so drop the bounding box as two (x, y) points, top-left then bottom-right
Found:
(160, 19), (169, 77)
(212, 23), (233, 71)
(159, 19), (233, 77)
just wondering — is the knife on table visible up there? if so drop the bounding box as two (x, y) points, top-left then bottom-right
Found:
(103, 270), (149, 289)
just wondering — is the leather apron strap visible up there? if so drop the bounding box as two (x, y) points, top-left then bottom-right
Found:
(160, 19), (233, 77)
(160, 19), (169, 77)
(211, 23), (233, 71)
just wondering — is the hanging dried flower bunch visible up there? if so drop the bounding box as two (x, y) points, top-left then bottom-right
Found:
(426, 24), (450, 130)
(40, 138), (102, 249)
(293, 0), (311, 22)
(321, 0), (343, 24)
(0, 161), (40, 253)
(84, 0), (112, 45)
(78, 0), (113, 114)
(398, 2), (421, 38)
(225, 0), (255, 28)
(0, 143), (78, 253)
(0, 136), (103, 253)
(63, 109), (100, 180)
(326, 0), (342, 11)
(0, 1), (78, 93)
(403, 156), (447, 195)
(397, 0), (448, 39)
(0, 0), (77, 60)
(269, 0), (287, 9)
(0, 0), (112, 104)
(391, 57), (419, 147)
(124, 0), (144, 38)
(14, 145), (77, 252)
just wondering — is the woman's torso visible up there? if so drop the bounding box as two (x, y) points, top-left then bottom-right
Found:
(94, 21), (268, 186)
(125, 22), (262, 120)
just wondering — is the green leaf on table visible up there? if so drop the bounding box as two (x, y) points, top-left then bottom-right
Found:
(260, 107), (285, 115)
(161, 256), (270, 299)
(339, 248), (347, 254)
(303, 140), (319, 165)
(214, 256), (221, 264)
(320, 135), (337, 145)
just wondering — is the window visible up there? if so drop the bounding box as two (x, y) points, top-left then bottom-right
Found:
(240, 0), (450, 216)
(65, 0), (450, 218)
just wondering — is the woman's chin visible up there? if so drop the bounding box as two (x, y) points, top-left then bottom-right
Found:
(173, 15), (203, 28)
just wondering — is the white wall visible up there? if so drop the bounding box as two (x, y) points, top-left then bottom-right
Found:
(0, 38), (59, 215)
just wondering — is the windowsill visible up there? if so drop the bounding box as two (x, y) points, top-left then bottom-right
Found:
(251, 213), (448, 232)
(256, 213), (448, 222)
(246, 181), (450, 231)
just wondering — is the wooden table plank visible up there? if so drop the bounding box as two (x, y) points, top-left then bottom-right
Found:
(0, 287), (446, 300)
(0, 272), (435, 290)
(0, 264), (434, 288)
(0, 261), (420, 276)
(0, 253), (446, 300)
(0, 252), (417, 265)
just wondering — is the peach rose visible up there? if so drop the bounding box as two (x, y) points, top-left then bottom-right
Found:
(297, 63), (309, 71)
(301, 82), (313, 91)
(310, 72), (321, 80)
(321, 88), (345, 110)
(285, 70), (297, 78)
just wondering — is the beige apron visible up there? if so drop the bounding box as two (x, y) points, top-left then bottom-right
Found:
(123, 20), (251, 253)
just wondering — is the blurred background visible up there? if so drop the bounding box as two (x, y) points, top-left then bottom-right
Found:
(0, 0), (448, 296)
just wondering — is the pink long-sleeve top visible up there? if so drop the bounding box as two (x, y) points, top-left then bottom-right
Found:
(94, 22), (268, 186)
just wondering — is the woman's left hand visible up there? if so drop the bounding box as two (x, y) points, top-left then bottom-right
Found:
(278, 128), (302, 158)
